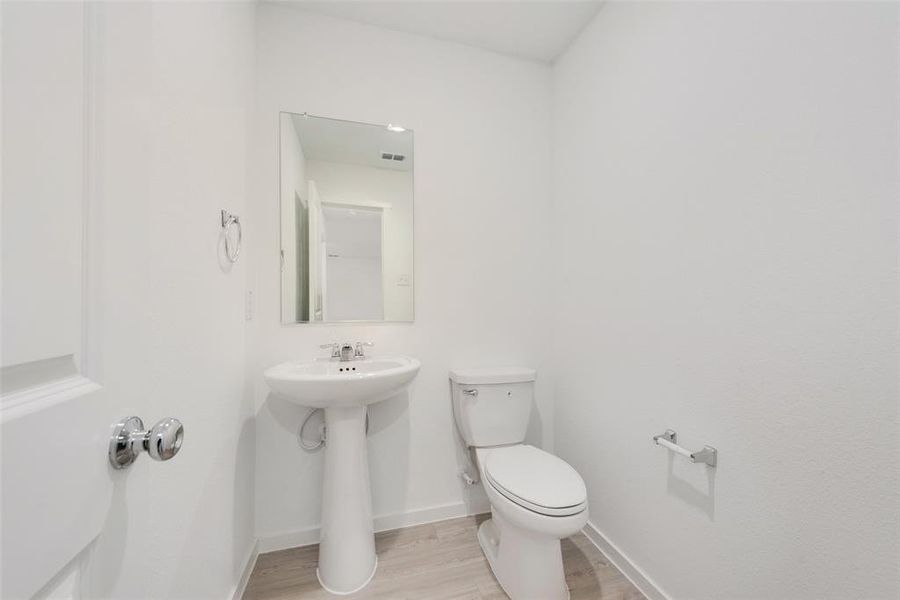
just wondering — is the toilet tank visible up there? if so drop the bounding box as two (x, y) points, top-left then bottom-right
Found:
(450, 367), (536, 448)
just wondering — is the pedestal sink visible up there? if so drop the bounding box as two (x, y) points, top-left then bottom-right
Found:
(264, 355), (421, 594)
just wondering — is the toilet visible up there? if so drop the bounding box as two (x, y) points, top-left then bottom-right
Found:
(450, 367), (588, 600)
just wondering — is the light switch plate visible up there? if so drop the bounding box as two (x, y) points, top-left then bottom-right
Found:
(245, 290), (254, 321)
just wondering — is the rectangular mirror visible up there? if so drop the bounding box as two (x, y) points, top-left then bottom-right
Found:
(280, 112), (414, 323)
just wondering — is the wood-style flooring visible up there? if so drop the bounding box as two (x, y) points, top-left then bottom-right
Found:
(243, 514), (645, 600)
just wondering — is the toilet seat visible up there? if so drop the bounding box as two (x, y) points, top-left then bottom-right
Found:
(484, 445), (587, 517)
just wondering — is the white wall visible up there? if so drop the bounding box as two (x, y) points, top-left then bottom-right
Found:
(76, 3), (257, 597)
(307, 159), (413, 321)
(321, 206), (385, 321)
(249, 5), (554, 548)
(325, 256), (384, 321)
(551, 3), (900, 599)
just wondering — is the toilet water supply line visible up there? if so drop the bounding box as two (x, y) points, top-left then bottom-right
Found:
(450, 407), (480, 485)
(296, 408), (369, 451)
(458, 442), (480, 485)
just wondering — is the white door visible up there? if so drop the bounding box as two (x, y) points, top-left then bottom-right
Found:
(1, 3), (157, 597)
(308, 180), (326, 321)
(4, 2), (256, 597)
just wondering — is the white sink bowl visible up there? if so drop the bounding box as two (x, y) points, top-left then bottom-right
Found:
(264, 355), (421, 408)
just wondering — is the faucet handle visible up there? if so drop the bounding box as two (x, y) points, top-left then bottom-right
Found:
(319, 343), (340, 358)
(354, 341), (375, 358)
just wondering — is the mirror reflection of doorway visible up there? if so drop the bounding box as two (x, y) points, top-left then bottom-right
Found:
(294, 192), (310, 321)
(321, 204), (384, 321)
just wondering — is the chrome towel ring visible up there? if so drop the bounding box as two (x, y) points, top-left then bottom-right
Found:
(221, 209), (242, 263)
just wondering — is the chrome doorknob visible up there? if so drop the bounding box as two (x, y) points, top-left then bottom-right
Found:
(146, 418), (184, 461)
(109, 416), (184, 469)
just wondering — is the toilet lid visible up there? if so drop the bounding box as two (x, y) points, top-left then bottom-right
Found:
(485, 445), (587, 517)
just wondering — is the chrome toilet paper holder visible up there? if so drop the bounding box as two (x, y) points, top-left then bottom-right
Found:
(653, 429), (717, 467)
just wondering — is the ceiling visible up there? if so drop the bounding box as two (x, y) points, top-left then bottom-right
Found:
(290, 113), (414, 172)
(273, 1), (604, 63)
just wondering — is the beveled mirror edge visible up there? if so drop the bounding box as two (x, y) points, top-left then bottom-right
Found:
(277, 111), (415, 325)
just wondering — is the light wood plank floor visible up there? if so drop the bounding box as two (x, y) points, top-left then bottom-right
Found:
(244, 514), (645, 600)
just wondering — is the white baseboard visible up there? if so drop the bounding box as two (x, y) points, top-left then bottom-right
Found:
(258, 525), (319, 554)
(230, 539), (259, 600)
(581, 520), (669, 600)
(258, 499), (491, 554)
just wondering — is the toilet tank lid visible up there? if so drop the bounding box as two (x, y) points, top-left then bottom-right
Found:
(449, 367), (536, 385)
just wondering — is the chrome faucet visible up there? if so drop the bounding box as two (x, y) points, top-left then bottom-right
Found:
(320, 341), (374, 361)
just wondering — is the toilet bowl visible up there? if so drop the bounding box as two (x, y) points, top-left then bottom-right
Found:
(450, 368), (589, 600)
(476, 445), (588, 600)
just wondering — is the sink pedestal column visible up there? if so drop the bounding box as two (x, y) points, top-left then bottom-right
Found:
(317, 405), (376, 594)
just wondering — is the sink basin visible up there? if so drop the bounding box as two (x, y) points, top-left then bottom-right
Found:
(264, 355), (420, 408)
(263, 354), (421, 594)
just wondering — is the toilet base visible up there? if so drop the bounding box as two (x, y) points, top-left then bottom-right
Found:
(477, 515), (570, 600)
